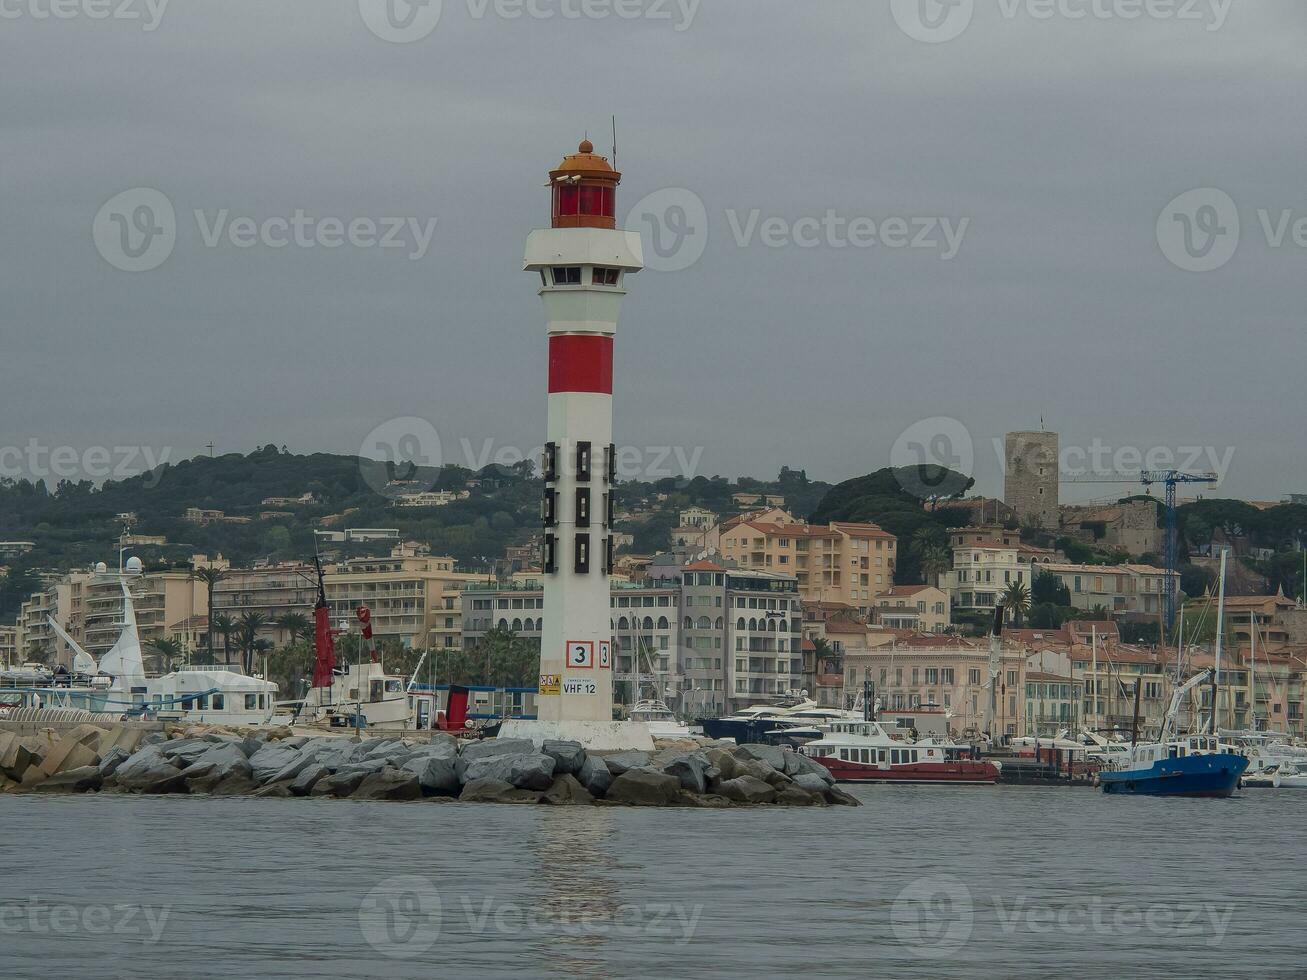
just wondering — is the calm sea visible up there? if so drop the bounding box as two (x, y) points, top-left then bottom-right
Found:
(1, 786), (1303, 979)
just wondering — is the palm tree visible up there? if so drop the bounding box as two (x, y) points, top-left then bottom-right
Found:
(211, 613), (235, 665)
(191, 566), (227, 663)
(274, 612), (311, 646)
(911, 525), (945, 555)
(921, 543), (952, 589)
(236, 611), (269, 675)
(1001, 581), (1031, 627)
(146, 637), (183, 674)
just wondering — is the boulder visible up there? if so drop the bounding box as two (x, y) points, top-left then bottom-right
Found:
(660, 752), (712, 795)
(411, 733), (459, 757)
(179, 743), (253, 782)
(541, 774), (594, 806)
(114, 745), (183, 791)
(704, 748), (739, 781)
(601, 750), (652, 776)
(577, 755), (613, 797)
(459, 778), (542, 804)
(139, 732), (170, 748)
(31, 765), (104, 794)
(363, 740), (412, 764)
(310, 770), (369, 798)
(0, 733), (39, 780)
(352, 768), (422, 802)
(542, 740), (586, 776)
(290, 764), (330, 796)
(790, 753), (836, 785)
(253, 779), (296, 798)
(309, 739), (362, 771)
(211, 773), (261, 797)
(455, 738), (535, 780)
(37, 728), (103, 778)
(158, 739), (215, 766)
(717, 776), (777, 805)
(98, 746), (132, 779)
(238, 736), (265, 758)
(792, 773), (834, 795)
(737, 744), (786, 772)
(732, 756), (780, 784)
(401, 755), (460, 796)
(463, 753), (556, 791)
(96, 726), (143, 757)
(775, 785), (822, 806)
(825, 785), (862, 806)
(249, 742), (311, 783)
(606, 769), (681, 806)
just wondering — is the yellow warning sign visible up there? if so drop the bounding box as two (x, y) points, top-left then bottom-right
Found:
(539, 673), (561, 696)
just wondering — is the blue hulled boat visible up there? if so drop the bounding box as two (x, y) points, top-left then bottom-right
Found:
(1099, 734), (1248, 797)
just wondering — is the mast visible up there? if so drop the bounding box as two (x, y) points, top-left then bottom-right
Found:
(982, 604), (1004, 743)
(1210, 548), (1228, 735)
(1091, 625), (1099, 734)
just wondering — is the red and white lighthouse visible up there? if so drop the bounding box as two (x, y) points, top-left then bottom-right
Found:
(518, 139), (645, 739)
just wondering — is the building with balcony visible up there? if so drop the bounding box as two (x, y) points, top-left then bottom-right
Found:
(874, 585), (950, 633)
(212, 563), (318, 647)
(719, 519), (896, 615)
(0, 625), (17, 669)
(325, 551), (481, 649)
(943, 526), (1057, 614)
(1040, 562), (1178, 616)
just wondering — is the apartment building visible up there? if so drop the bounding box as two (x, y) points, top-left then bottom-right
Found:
(1040, 562), (1178, 616)
(719, 519), (896, 614)
(325, 550), (481, 649)
(874, 585), (950, 633)
(212, 562), (318, 645)
(78, 570), (206, 658)
(943, 526), (1056, 614)
(0, 625), (17, 669)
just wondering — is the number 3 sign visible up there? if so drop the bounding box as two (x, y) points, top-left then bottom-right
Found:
(566, 641), (594, 669)
(598, 641), (611, 669)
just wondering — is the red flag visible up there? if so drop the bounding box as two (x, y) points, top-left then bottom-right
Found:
(312, 604), (336, 689)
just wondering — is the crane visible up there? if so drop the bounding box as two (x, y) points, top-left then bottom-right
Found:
(1060, 469), (1219, 635)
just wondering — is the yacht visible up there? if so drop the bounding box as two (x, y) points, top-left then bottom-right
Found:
(1244, 763), (1307, 789)
(629, 699), (694, 738)
(799, 720), (1000, 784)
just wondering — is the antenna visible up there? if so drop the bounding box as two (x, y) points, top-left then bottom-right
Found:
(612, 115), (618, 170)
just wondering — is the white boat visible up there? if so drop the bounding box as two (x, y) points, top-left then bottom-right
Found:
(799, 719), (1000, 784)
(1243, 763), (1307, 789)
(629, 699), (694, 738)
(0, 564), (278, 725)
(298, 661), (420, 732)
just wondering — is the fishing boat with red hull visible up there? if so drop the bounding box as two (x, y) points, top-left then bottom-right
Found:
(799, 720), (1000, 785)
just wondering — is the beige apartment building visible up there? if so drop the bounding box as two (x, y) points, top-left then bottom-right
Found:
(77, 570), (206, 658)
(720, 519), (897, 615)
(874, 585), (950, 634)
(943, 525), (1056, 614)
(212, 562), (318, 646)
(0, 625), (17, 669)
(1040, 562), (1177, 616)
(324, 550), (481, 650)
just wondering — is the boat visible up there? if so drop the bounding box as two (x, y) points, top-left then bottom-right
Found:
(1243, 763), (1307, 789)
(0, 562), (278, 725)
(799, 719), (1000, 784)
(697, 692), (815, 743)
(628, 699), (694, 738)
(1099, 669), (1248, 797)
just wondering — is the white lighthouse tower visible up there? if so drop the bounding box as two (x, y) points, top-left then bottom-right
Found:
(501, 138), (652, 750)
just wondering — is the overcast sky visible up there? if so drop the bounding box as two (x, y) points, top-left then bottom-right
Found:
(3, 0), (1304, 505)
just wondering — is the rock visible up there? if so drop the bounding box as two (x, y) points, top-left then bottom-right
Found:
(0, 733), (39, 780)
(704, 748), (739, 781)
(775, 785), (823, 806)
(310, 770), (368, 798)
(363, 740), (411, 764)
(114, 745), (182, 791)
(737, 743), (786, 772)
(96, 726), (143, 757)
(577, 755), (613, 797)
(674, 791), (733, 809)
(253, 779), (296, 798)
(140, 732), (170, 748)
(825, 785), (862, 807)
(212, 773), (261, 797)
(401, 755), (460, 796)
(238, 736), (265, 758)
(37, 728), (103, 778)
(158, 738), (215, 766)
(248, 742), (311, 783)
(290, 764), (330, 796)
(606, 769), (681, 806)
(459, 778), (542, 804)
(185, 772), (223, 794)
(98, 746), (131, 778)
(455, 738), (535, 780)
(732, 757), (780, 784)
(411, 733), (459, 757)
(179, 743), (253, 782)
(661, 752), (712, 794)
(352, 768), (422, 802)
(542, 740), (586, 775)
(717, 776), (777, 805)
(792, 773), (833, 795)
(334, 758), (389, 778)
(601, 750), (652, 776)
(309, 738), (362, 771)
(790, 753), (836, 785)
(541, 774), (594, 806)
(463, 753), (556, 791)
(31, 765), (103, 794)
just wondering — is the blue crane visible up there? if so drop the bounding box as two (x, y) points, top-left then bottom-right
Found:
(1140, 470), (1218, 633)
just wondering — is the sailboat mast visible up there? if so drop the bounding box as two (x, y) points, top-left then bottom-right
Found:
(1211, 548), (1228, 735)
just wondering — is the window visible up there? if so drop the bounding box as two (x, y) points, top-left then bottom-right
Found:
(575, 488), (591, 528)
(593, 267), (621, 286)
(542, 488), (557, 526)
(543, 442), (557, 482)
(551, 266), (582, 285)
(544, 534), (557, 574)
(574, 534), (590, 574)
(212, 694), (224, 710)
(969, 668), (981, 685)
(245, 694), (257, 710)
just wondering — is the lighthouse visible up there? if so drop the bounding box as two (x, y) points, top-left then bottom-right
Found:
(503, 139), (651, 749)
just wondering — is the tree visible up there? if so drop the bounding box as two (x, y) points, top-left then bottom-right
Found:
(211, 614), (235, 665)
(191, 566), (227, 664)
(146, 637), (183, 674)
(1001, 582), (1031, 627)
(274, 612), (311, 645)
(1032, 571), (1071, 607)
(236, 611), (268, 675)
(920, 544), (952, 589)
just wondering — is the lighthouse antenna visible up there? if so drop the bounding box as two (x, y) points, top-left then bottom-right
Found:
(611, 115), (618, 169)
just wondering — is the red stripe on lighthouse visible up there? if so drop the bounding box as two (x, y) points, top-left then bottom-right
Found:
(548, 335), (613, 394)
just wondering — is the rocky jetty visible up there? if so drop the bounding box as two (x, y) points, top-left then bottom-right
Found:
(0, 725), (859, 807)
